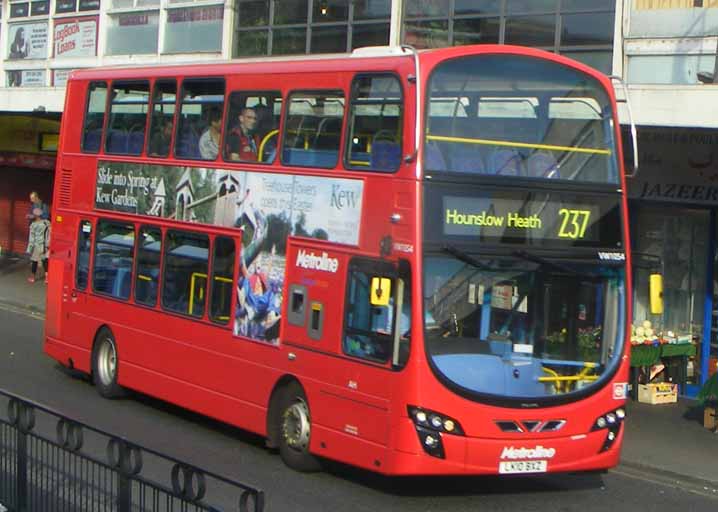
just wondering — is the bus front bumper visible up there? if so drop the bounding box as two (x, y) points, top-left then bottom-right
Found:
(388, 418), (623, 476)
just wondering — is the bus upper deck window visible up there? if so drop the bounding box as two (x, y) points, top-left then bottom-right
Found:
(224, 92), (282, 164)
(176, 79), (225, 161)
(105, 81), (150, 156)
(148, 80), (177, 158)
(82, 82), (107, 153)
(282, 91), (345, 169)
(347, 75), (403, 172)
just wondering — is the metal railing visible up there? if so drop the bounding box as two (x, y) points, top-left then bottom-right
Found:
(0, 388), (264, 512)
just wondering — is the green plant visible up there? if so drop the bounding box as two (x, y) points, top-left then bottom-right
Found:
(696, 373), (718, 406)
(543, 326), (601, 361)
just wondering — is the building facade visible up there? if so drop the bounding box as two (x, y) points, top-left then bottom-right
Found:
(0, 0), (617, 111)
(618, 0), (718, 396)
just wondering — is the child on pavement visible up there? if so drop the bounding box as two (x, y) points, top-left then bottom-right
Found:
(26, 208), (50, 284)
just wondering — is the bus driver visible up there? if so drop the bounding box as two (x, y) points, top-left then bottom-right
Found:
(226, 107), (260, 162)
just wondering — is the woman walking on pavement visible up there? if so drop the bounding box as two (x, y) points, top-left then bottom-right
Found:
(26, 208), (50, 283)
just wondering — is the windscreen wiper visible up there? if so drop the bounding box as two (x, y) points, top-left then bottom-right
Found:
(441, 244), (493, 271)
(512, 249), (597, 278)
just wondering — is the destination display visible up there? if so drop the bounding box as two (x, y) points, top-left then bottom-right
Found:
(443, 196), (600, 242)
(425, 185), (622, 249)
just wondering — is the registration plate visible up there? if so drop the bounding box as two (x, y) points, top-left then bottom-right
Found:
(498, 460), (548, 474)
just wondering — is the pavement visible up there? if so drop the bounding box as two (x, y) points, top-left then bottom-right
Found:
(0, 254), (47, 316)
(0, 255), (716, 490)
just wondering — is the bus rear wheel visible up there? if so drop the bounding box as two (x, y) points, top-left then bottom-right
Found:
(277, 382), (321, 472)
(92, 328), (125, 399)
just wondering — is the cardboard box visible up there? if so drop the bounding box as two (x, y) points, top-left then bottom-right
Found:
(638, 383), (678, 404)
(704, 406), (716, 430)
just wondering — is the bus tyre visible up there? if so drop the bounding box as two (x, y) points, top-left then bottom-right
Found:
(92, 328), (125, 399)
(277, 382), (321, 472)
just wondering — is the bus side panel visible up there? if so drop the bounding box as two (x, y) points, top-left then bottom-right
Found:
(84, 298), (279, 436)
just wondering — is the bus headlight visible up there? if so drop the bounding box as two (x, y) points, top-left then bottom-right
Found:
(592, 407), (626, 432)
(408, 406), (464, 459)
(592, 407), (626, 453)
(407, 406), (465, 436)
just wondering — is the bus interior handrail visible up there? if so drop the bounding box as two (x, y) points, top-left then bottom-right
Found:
(425, 134), (612, 156)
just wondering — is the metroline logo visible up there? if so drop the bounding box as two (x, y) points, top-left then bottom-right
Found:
(500, 445), (556, 460)
(295, 249), (339, 273)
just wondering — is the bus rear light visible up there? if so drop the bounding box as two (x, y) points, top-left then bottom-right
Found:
(407, 406), (464, 436)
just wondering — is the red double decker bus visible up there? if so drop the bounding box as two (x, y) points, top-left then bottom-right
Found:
(45, 44), (633, 476)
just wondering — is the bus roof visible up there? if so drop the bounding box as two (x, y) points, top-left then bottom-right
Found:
(67, 45), (608, 86)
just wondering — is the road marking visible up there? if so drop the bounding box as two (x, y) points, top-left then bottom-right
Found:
(614, 465), (718, 500)
(0, 302), (45, 321)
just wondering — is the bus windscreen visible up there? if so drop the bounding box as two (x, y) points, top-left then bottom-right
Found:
(424, 54), (619, 184)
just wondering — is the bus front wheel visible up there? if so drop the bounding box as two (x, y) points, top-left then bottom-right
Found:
(92, 328), (125, 399)
(277, 382), (321, 472)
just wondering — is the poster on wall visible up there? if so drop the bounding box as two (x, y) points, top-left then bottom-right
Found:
(95, 162), (364, 344)
(54, 18), (97, 58)
(7, 69), (46, 87)
(52, 69), (74, 87)
(7, 22), (48, 60)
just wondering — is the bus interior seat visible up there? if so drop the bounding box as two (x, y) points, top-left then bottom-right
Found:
(313, 117), (342, 150)
(106, 129), (128, 154)
(370, 140), (401, 170)
(449, 145), (487, 173)
(254, 104), (276, 135)
(527, 151), (560, 179)
(287, 115), (320, 149)
(424, 141), (447, 171)
(488, 148), (523, 176)
(127, 126), (146, 155)
(84, 129), (102, 152)
(282, 148), (338, 167)
(176, 117), (202, 158)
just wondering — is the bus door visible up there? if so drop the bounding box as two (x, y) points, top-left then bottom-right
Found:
(284, 241), (397, 457)
(62, 219), (94, 357)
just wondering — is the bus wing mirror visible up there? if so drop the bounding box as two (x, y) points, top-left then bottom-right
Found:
(370, 277), (392, 306)
(649, 273), (664, 315)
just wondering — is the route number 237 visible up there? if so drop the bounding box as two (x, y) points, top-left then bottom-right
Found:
(558, 209), (591, 239)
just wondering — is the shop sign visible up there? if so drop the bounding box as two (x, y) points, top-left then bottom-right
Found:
(119, 13), (150, 26)
(0, 152), (56, 169)
(54, 18), (97, 58)
(626, 127), (718, 206)
(167, 6), (224, 23)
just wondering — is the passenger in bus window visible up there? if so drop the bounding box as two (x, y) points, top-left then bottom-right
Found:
(199, 107), (222, 160)
(149, 119), (172, 157)
(226, 107), (260, 162)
